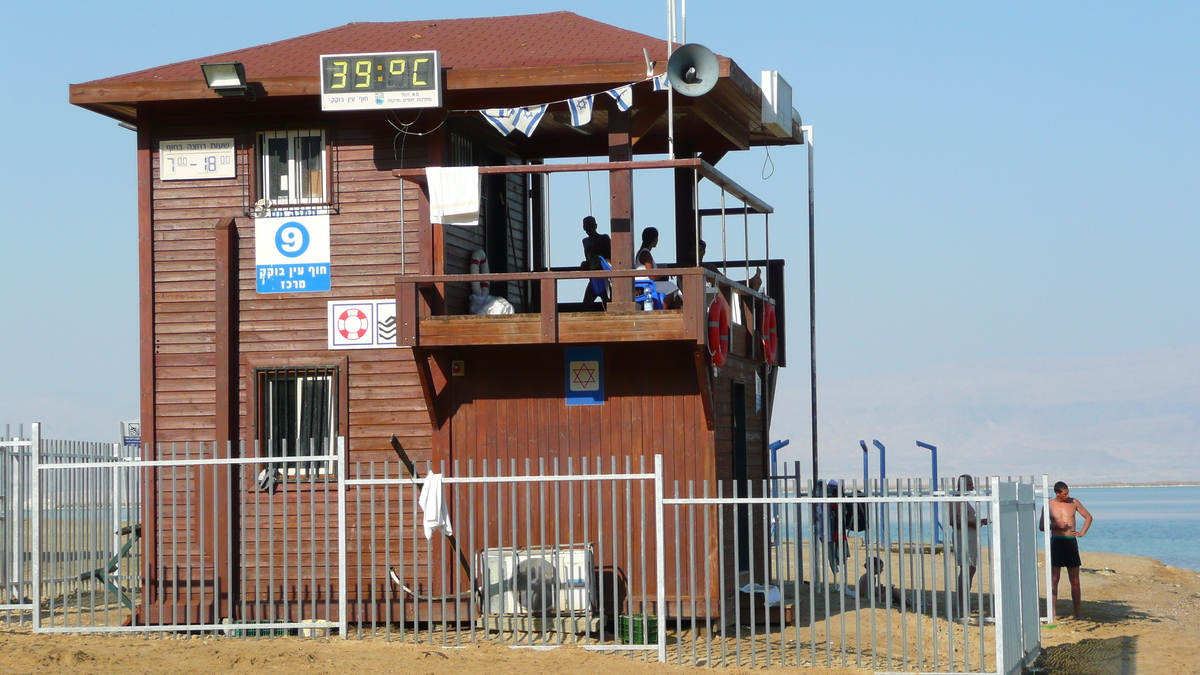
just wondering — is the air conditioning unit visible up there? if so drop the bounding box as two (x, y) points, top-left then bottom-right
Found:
(761, 71), (794, 138)
(477, 545), (594, 616)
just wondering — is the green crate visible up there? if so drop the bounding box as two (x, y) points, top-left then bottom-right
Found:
(617, 614), (658, 644)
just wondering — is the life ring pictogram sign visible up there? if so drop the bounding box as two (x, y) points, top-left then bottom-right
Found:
(760, 302), (779, 365)
(707, 294), (731, 367)
(337, 308), (370, 340)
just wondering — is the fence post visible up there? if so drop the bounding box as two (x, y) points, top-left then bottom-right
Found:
(654, 454), (666, 663)
(29, 423), (40, 632)
(1040, 474), (1053, 624)
(337, 435), (348, 639)
(990, 476), (1003, 675)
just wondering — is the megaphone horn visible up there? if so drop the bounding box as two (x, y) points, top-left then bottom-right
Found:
(666, 43), (719, 97)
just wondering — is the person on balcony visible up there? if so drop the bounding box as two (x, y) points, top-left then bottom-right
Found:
(581, 216), (612, 305)
(698, 240), (722, 276)
(636, 227), (683, 309)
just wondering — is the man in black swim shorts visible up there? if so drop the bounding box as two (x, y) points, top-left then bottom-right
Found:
(1041, 481), (1094, 619)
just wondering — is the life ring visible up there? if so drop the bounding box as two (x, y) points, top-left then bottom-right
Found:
(707, 294), (731, 367)
(760, 302), (778, 365)
(469, 249), (490, 296)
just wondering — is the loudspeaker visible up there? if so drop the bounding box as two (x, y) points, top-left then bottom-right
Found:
(666, 44), (719, 97)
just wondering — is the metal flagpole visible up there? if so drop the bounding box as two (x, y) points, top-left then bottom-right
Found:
(803, 125), (816, 483)
(667, 0), (676, 159)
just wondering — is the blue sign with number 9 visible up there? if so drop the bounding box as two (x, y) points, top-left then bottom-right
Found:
(275, 222), (310, 258)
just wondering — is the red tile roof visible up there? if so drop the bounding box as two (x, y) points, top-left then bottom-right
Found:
(86, 12), (667, 85)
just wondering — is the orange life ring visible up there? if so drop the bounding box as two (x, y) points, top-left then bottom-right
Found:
(760, 302), (778, 365)
(707, 295), (731, 367)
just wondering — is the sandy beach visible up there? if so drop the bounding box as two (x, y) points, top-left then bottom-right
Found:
(0, 551), (1196, 675)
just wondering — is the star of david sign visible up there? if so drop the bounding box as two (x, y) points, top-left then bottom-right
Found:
(569, 360), (600, 391)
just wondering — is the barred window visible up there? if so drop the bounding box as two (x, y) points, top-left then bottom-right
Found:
(256, 366), (337, 479)
(258, 130), (327, 206)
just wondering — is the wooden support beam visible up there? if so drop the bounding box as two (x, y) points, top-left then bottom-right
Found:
(674, 143), (699, 267)
(136, 124), (157, 623)
(213, 216), (239, 619)
(608, 101), (636, 311)
(694, 347), (716, 431)
(687, 97), (751, 151)
(413, 347), (446, 429)
(682, 272), (707, 343)
(630, 97), (668, 147)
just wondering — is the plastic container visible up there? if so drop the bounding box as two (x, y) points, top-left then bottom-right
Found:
(617, 614), (658, 644)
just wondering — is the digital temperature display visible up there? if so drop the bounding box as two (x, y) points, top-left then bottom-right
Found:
(319, 51), (441, 111)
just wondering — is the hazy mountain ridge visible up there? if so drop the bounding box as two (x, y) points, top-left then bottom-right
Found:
(772, 344), (1200, 484)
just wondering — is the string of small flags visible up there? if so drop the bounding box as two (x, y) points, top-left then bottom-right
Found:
(476, 72), (669, 137)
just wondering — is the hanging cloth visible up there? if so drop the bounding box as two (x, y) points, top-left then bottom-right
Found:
(418, 473), (454, 540)
(426, 166), (480, 226)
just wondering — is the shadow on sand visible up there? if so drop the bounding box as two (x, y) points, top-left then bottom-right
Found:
(1044, 598), (1151, 625)
(1036, 635), (1137, 675)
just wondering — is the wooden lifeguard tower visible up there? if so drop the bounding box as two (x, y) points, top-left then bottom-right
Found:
(70, 12), (803, 628)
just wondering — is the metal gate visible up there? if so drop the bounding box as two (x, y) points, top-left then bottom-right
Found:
(29, 437), (346, 636)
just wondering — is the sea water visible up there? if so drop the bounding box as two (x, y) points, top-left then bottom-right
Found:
(1066, 485), (1200, 573)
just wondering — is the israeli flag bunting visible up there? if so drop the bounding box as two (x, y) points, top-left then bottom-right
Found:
(569, 95), (594, 126)
(512, 104), (548, 136)
(480, 108), (518, 136)
(606, 85), (633, 112)
(652, 72), (669, 91)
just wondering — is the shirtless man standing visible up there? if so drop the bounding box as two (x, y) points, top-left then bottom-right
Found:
(1041, 481), (1094, 619)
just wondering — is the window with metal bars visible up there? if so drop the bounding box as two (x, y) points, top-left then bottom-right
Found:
(258, 130), (327, 206)
(256, 366), (337, 479)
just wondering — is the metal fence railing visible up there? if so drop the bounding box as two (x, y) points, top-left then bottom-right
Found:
(2, 424), (141, 629)
(1, 424), (1043, 674)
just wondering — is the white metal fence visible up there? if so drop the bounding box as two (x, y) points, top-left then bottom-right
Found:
(1, 424), (141, 628)
(1, 425), (1042, 674)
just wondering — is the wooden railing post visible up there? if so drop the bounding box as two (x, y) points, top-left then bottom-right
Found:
(683, 269), (705, 345)
(396, 280), (419, 346)
(540, 277), (558, 343)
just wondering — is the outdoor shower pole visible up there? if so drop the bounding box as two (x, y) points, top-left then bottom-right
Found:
(804, 125), (817, 485)
(873, 439), (887, 529)
(917, 441), (941, 543)
(859, 440), (869, 490)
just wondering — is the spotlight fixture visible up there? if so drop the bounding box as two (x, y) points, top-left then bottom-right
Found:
(201, 62), (255, 100)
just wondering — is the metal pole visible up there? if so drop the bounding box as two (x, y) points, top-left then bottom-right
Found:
(29, 423), (40, 632)
(803, 125), (817, 483)
(666, 0), (676, 159)
(654, 454), (667, 663)
(917, 441), (941, 543)
(991, 476), (1005, 675)
(337, 436), (348, 638)
(859, 440), (868, 490)
(1041, 474), (1054, 624)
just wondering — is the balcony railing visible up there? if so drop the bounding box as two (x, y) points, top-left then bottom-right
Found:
(395, 267), (777, 359)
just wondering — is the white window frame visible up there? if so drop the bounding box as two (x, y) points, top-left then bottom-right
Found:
(257, 129), (328, 207)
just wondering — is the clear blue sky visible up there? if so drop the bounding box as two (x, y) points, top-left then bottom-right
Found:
(2, 2), (1196, 480)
